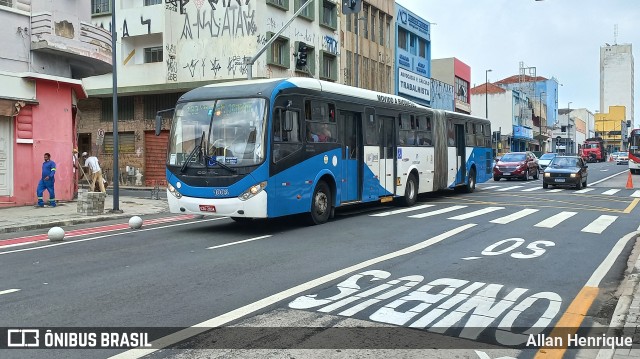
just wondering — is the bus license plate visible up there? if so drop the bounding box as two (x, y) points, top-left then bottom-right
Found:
(503, 172), (511, 176)
(199, 205), (216, 212)
(555, 178), (565, 183)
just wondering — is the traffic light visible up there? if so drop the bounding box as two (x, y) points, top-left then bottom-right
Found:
(296, 42), (308, 69)
(342, 0), (362, 14)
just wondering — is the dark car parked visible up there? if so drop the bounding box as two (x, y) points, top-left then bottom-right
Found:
(493, 151), (540, 181)
(543, 156), (588, 189)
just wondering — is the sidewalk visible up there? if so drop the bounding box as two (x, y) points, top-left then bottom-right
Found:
(0, 187), (169, 235)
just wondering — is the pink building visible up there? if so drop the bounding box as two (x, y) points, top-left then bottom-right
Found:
(0, 0), (111, 207)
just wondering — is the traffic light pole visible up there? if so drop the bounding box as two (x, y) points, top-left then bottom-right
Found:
(245, 0), (316, 80)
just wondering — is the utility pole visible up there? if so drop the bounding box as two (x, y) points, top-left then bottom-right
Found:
(111, 1), (121, 212)
(245, 0), (316, 80)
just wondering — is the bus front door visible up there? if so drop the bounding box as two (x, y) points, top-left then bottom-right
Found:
(379, 115), (396, 197)
(339, 110), (361, 202)
(362, 108), (380, 201)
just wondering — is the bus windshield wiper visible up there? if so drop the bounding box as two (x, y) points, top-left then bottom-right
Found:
(181, 131), (205, 173)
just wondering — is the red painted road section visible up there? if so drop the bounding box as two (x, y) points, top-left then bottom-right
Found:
(0, 215), (195, 247)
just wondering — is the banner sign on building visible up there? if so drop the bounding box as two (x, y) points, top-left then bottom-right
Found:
(398, 68), (431, 103)
(513, 126), (533, 140)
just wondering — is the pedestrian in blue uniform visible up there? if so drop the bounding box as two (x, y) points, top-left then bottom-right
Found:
(37, 152), (56, 207)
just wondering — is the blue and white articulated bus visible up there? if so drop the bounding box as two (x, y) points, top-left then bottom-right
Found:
(155, 78), (492, 225)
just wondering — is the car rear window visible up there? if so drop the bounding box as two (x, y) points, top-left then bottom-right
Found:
(540, 154), (556, 160)
(501, 154), (526, 162)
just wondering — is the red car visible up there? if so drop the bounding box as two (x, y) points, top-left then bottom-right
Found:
(493, 151), (540, 181)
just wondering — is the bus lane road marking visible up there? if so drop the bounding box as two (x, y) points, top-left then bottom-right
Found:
(109, 224), (477, 359)
(0, 289), (20, 296)
(207, 235), (273, 249)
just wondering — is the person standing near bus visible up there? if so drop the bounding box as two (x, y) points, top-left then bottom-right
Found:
(36, 152), (57, 207)
(82, 151), (106, 193)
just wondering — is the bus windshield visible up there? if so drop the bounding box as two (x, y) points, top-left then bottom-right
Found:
(167, 98), (267, 168)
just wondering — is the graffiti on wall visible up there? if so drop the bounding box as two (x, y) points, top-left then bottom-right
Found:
(122, 17), (152, 37)
(323, 35), (338, 55)
(166, 44), (178, 82)
(165, 0), (189, 14)
(227, 55), (247, 76)
(180, 1), (256, 40)
(180, 56), (243, 78)
(430, 78), (455, 111)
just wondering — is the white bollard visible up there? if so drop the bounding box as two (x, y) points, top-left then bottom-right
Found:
(129, 216), (143, 229)
(48, 227), (65, 242)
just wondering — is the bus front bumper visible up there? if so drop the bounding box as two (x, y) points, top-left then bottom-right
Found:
(167, 190), (268, 218)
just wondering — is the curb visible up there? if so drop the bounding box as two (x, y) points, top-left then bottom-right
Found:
(0, 213), (134, 235)
(595, 234), (640, 359)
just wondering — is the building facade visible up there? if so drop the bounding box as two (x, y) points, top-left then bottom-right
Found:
(339, 0), (394, 93)
(431, 57), (470, 114)
(595, 105), (627, 153)
(82, 0), (341, 186)
(0, 0), (111, 207)
(394, 4), (431, 107)
(600, 44), (634, 128)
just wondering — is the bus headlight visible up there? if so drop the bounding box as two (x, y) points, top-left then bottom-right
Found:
(239, 181), (267, 201)
(167, 183), (182, 199)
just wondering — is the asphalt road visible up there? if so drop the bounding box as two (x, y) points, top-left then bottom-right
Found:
(1, 161), (639, 359)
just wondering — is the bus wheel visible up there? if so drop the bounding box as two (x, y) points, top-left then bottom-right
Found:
(464, 168), (476, 193)
(400, 174), (418, 206)
(308, 181), (331, 225)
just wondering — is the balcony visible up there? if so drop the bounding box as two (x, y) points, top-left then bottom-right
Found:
(30, 12), (112, 79)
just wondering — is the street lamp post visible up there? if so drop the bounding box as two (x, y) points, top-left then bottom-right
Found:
(567, 101), (572, 155)
(485, 69), (492, 119)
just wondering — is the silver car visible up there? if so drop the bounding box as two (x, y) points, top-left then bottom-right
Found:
(617, 152), (629, 165)
(538, 153), (558, 173)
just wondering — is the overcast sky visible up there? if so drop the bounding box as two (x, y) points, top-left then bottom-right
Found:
(396, 0), (639, 122)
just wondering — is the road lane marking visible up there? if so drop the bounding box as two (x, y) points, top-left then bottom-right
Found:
(534, 212), (577, 228)
(461, 256), (481, 260)
(480, 185), (500, 190)
(521, 187), (542, 192)
(581, 215), (618, 234)
(574, 188), (594, 194)
(490, 208), (540, 224)
(109, 224), (477, 359)
(589, 169), (629, 185)
(495, 186), (523, 192)
(546, 189), (563, 193)
(207, 235), (272, 250)
(602, 189), (621, 195)
(0, 289), (20, 295)
(535, 231), (638, 359)
(624, 198), (640, 214)
(632, 190), (640, 198)
(370, 204), (435, 217)
(0, 218), (228, 255)
(408, 205), (467, 219)
(447, 207), (504, 220)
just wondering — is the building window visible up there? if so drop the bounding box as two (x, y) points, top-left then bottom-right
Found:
(101, 96), (134, 122)
(386, 19), (391, 47)
(143, 93), (183, 119)
(398, 27), (408, 50)
(267, 0), (288, 11)
(379, 13), (384, 46)
(0, 0), (13, 6)
(144, 0), (161, 5)
(362, 5), (369, 39)
(144, 47), (163, 63)
(409, 33), (417, 55)
(345, 50), (352, 86)
(345, 13), (352, 32)
(296, 0), (314, 21)
(455, 77), (469, 104)
(369, 8), (376, 43)
(419, 39), (427, 58)
(104, 132), (136, 154)
(91, 0), (110, 14)
(320, 0), (336, 29)
(267, 32), (290, 68)
(320, 51), (337, 81)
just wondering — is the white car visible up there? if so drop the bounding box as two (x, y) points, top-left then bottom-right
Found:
(617, 152), (629, 165)
(537, 153), (558, 173)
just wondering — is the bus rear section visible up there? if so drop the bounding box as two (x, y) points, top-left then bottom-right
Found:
(629, 129), (640, 174)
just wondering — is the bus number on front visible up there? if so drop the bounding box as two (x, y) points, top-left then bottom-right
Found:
(214, 189), (229, 196)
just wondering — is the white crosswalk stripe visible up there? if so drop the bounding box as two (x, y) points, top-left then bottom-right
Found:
(602, 189), (621, 195)
(448, 207), (505, 220)
(581, 215), (618, 234)
(371, 204), (435, 217)
(632, 191), (640, 198)
(490, 208), (540, 224)
(547, 189), (563, 193)
(534, 212), (578, 228)
(481, 185), (500, 190)
(495, 186), (524, 192)
(408, 205), (467, 219)
(575, 188), (595, 194)
(521, 187), (542, 192)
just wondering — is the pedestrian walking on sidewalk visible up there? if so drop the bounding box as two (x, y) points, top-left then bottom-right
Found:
(82, 151), (106, 194)
(36, 152), (57, 207)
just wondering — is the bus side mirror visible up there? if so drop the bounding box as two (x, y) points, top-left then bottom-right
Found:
(155, 114), (163, 136)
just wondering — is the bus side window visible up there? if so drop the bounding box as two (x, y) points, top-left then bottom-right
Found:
(273, 109), (302, 162)
(398, 113), (415, 145)
(416, 115), (432, 146)
(365, 114), (378, 145)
